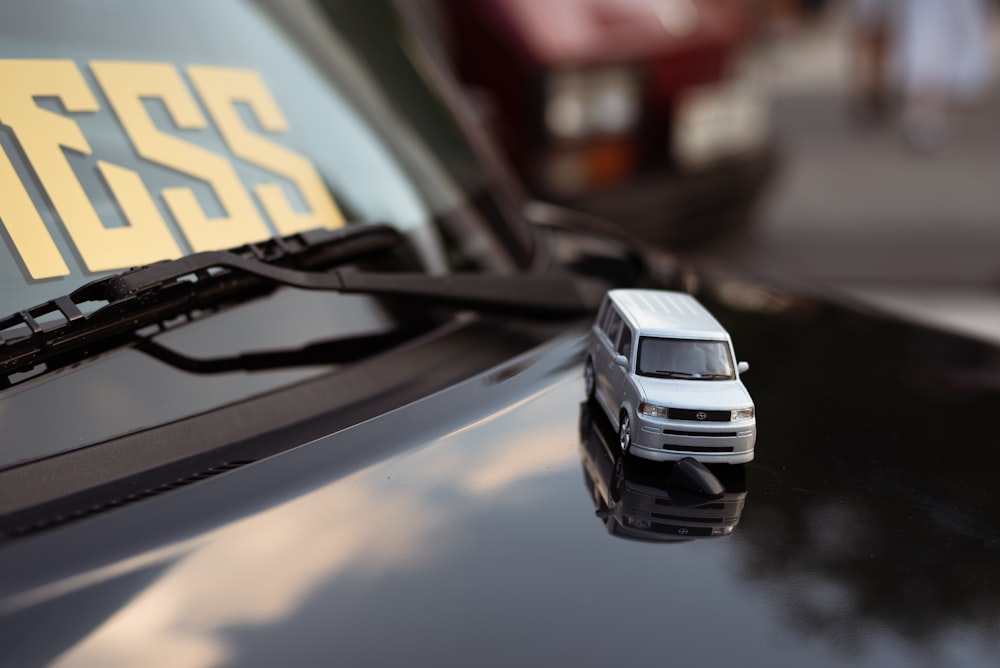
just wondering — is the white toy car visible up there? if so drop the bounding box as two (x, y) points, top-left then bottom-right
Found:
(585, 289), (755, 463)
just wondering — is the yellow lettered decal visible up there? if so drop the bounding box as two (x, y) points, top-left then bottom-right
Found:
(90, 60), (271, 253)
(0, 59), (182, 278)
(0, 144), (69, 280)
(188, 65), (345, 235)
(0, 58), (345, 281)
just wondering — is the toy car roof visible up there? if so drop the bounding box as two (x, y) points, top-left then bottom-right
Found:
(607, 289), (729, 340)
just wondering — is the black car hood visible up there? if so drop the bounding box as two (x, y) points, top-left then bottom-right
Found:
(3, 281), (1000, 667)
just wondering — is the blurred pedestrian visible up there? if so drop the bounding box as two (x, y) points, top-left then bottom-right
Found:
(894, 0), (994, 151)
(848, 0), (896, 121)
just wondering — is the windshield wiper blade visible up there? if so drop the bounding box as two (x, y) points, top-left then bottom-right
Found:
(134, 329), (420, 374)
(0, 225), (607, 385)
(0, 225), (402, 384)
(652, 370), (695, 378)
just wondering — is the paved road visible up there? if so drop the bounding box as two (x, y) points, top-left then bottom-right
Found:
(694, 14), (1000, 343)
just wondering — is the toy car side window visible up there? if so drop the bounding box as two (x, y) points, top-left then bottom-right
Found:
(595, 297), (610, 329)
(600, 307), (617, 345)
(605, 310), (623, 345)
(616, 326), (632, 359)
(601, 308), (615, 340)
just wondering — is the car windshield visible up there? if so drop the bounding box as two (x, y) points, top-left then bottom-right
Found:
(636, 337), (734, 380)
(0, 0), (534, 468)
(0, 0), (525, 316)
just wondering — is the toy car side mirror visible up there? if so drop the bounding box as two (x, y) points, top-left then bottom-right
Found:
(614, 354), (628, 368)
(737, 361), (749, 374)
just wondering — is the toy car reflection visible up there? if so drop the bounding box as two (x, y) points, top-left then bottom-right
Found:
(579, 402), (746, 542)
(585, 289), (755, 463)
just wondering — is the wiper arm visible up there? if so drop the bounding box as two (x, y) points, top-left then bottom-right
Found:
(109, 249), (606, 315)
(0, 225), (607, 385)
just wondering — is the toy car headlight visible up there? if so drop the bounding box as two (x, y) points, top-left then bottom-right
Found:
(731, 407), (754, 421)
(545, 67), (640, 140)
(639, 402), (668, 418)
(622, 515), (650, 529)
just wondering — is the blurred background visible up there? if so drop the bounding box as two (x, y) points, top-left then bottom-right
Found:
(415, 0), (1000, 343)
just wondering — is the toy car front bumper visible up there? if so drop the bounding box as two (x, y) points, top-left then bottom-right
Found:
(631, 416), (756, 464)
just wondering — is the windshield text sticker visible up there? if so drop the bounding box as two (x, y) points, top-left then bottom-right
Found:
(0, 59), (345, 280)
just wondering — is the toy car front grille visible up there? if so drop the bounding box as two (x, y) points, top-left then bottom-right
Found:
(663, 429), (738, 437)
(663, 445), (735, 453)
(668, 408), (731, 422)
(650, 524), (714, 537)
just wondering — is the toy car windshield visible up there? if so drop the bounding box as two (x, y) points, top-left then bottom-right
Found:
(636, 337), (735, 380)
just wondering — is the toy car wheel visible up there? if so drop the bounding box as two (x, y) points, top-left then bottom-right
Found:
(584, 359), (595, 400)
(611, 456), (625, 502)
(618, 412), (632, 454)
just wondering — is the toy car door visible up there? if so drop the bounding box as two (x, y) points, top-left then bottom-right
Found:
(593, 307), (621, 409)
(605, 322), (633, 414)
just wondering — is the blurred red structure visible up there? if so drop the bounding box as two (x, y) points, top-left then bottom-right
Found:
(428, 0), (777, 245)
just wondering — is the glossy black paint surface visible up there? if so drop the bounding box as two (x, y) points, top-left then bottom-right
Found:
(3, 278), (1000, 667)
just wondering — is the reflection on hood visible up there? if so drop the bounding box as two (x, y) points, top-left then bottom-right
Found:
(578, 402), (747, 542)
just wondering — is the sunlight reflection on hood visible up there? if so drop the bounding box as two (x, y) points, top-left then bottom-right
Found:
(55, 378), (580, 668)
